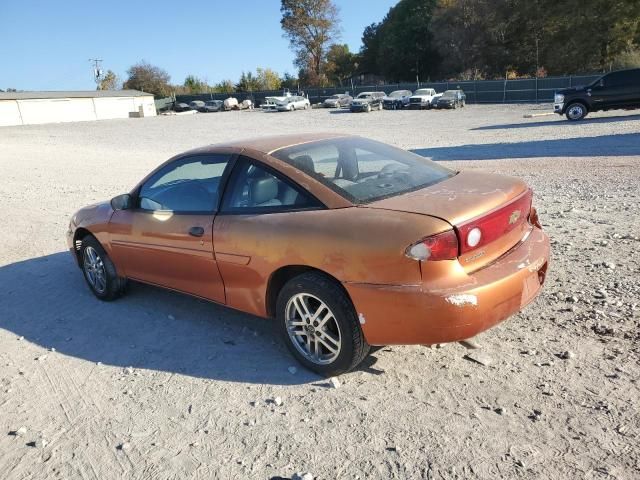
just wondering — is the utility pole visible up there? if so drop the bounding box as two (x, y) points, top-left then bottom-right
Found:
(89, 58), (104, 89)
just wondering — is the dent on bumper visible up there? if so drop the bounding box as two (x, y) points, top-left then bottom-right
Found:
(345, 228), (550, 345)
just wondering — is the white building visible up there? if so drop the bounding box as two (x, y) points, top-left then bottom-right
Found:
(0, 90), (156, 127)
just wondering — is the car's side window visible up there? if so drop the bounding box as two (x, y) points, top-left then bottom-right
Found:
(138, 154), (231, 213)
(221, 157), (322, 213)
(604, 72), (629, 88)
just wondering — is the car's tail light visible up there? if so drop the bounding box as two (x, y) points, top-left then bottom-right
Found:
(406, 231), (459, 261)
(456, 189), (533, 254)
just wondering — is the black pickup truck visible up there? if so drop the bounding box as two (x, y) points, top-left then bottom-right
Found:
(554, 68), (640, 120)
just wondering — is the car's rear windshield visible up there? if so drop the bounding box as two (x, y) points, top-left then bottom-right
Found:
(271, 137), (455, 204)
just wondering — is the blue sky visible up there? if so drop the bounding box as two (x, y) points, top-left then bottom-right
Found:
(1, 0), (398, 91)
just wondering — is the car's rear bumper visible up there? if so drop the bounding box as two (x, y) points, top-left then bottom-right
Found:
(345, 227), (550, 345)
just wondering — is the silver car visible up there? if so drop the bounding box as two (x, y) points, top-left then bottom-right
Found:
(276, 96), (311, 112)
(323, 93), (353, 108)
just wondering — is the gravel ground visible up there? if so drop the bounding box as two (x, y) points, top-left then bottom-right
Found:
(1, 104), (639, 479)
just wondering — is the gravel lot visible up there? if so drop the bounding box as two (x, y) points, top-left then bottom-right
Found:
(1, 104), (639, 479)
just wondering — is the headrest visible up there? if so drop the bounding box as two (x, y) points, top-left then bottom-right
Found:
(293, 155), (315, 174)
(339, 150), (359, 180)
(250, 177), (279, 205)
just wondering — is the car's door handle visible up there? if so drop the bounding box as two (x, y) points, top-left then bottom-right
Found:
(188, 226), (205, 237)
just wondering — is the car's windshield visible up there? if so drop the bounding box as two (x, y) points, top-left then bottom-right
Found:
(357, 93), (372, 99)
(414, 89), (431, 95)
(327, 95), (340, 99)
(442, 91), (457, 98)
(389, 91), (407, 98)
(271, 137), (455, 204)
(206, 101), (220, 106)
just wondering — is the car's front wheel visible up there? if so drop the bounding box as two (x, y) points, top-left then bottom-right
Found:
(566, 102), (588, 121)
(276, 272), (370, 376)
(80, 235), (126, 301)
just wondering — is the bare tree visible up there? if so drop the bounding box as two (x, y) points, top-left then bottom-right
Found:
(280, 0), (340, 86)
(123, 61), (171, 97)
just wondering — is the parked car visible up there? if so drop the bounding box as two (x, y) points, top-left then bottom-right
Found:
(383, 90), (413, 110)
(409, 88), (437, 109)
(350, 92), (385, 112)
(554, 68), (640, 121)
(202, 100), (223, 112)
(276, 95), (310, 111)
(189, 100), (206, 111)
(436, 90), (466, 109)
(430, 93), (443, 107)
(67, 133), (549, 376)
(323, 93), (353, 108)
(173, 102), (192, 112)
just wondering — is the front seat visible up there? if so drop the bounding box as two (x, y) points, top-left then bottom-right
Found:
(249, 176), (282, 207)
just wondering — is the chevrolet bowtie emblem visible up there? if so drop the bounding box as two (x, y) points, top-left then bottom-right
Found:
(509, 210), (521, 225)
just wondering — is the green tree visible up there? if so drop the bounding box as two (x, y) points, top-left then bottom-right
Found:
(281, 72), (299, 90)
(236, 71), (262, 92)
(359, 23), (382, 73)
(98, 70), (119, 90)
(213, 80), (236, 94)
(359, 0), (439, 82)
(325, 44), (358, 86)
(256, 67), (283, 90)
(280, 0), (340, 86)
(123, 61), (171, 96)
(183, 75), (208, 93)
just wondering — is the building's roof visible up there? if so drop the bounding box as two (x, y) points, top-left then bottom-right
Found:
(0, 90), (152, 100)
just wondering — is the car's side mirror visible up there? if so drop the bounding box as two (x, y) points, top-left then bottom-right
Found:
(111, 193), (132, 211)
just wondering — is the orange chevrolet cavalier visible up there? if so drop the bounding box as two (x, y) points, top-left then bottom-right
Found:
(67, 134), (549, 375)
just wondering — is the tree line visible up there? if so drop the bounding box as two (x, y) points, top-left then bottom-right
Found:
(359, 0), (640, 82)
(97, 0), (640, 96)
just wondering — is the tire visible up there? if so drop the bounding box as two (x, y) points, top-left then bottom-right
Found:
(80, 235), (126, 301)
(276, 272), (370, 376)
(366, 104), (371, 113)
(566, 102), (588, 121)
(291, 105), (295, 111)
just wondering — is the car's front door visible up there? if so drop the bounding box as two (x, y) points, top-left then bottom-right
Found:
(109, 154), (232, 303)
(591, 72), (633, 108)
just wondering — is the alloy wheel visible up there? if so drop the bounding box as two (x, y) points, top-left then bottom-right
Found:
(285, 293), (342, 365)
(83, 246), (106, 294)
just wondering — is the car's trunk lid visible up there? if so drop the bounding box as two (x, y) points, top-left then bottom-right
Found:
(365, 171), (533, 271)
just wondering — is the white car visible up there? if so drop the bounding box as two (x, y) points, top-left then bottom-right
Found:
(409, 88), (437, 109)
(276, 96), (311, 111)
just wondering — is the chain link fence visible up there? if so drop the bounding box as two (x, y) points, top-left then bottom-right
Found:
(174, 74), (602, 107)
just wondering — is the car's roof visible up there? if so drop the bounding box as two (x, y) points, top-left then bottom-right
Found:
(188, 133), (352, 156)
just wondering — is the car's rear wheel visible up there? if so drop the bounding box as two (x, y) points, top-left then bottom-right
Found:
(366, 104), (371, 113)
(566, 102), (588, 121)
(80, 236), (126, 301)
(276, 272), (370, 376)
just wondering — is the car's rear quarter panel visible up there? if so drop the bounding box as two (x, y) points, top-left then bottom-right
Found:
(212, 207), (452, 318)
